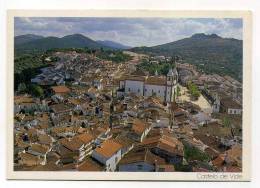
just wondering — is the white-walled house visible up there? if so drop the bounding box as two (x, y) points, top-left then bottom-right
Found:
(227, 108), (242, 115)
(114, 135), (135, 157)
(58, 134), (95, 164)
(118, 149), (166, 172)
(75, 133), (95, 156)
(127, 119), (151, 142)
(220, 98), (242, 115)
(118, 68), (178, 102)
(26, 143), (51, 165)
(91, 139), (122, 171)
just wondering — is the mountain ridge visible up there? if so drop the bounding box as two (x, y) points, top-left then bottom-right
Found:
(96, 40), (132, 49)
(14, 33), (243, 80)
(15, 33), (105, 52)
(14, 34), (44, 45)
(14, 34), (132, 52)
(131, 33), (243, 81)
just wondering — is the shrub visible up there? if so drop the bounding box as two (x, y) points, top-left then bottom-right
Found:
(184, 144), (210, 162)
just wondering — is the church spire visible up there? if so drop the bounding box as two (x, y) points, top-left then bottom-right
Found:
(167, 68), (174, 77)
(155, 70), (158, 76)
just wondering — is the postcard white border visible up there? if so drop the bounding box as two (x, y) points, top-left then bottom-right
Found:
(6, 10), (252, 181)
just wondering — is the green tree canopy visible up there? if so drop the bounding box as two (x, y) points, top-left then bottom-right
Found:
(30, 85), (44, 98)
(187, 81), (200, 100)
(17, 83), (27, 93)
(223, 117), (231, 128)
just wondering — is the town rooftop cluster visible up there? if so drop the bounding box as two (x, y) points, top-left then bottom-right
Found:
(14, 50), (242, 172)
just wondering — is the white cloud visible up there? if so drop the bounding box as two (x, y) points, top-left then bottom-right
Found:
(14, 17), (242, 47)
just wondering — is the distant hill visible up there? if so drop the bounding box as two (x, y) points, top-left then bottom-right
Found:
(96, 40), (132, 49)
(14, 34), (44, 45)
(131, 33), (243, 81)
(15, 34), (109, 54)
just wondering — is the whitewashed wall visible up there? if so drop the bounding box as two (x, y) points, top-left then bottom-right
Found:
(91, 149), (122, 171)
(105, 149), (121, 171)
(228, 108), (242, 115)
(144, 84), (165, 101)
(125, 80), (144, 96)
(166, 86), (176, 102)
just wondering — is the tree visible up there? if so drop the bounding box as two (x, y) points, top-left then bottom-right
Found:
(17, 83), (27, 93)
(223, 117), (231, 128)
(204, 83), (208, 90)
(30, 85), (44, 98)
(187, 81), (200, 100)
(184, 144), (210, 162)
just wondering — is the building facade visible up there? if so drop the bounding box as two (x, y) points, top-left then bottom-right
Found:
(91, 140), (122, 171)
(119, 68), (178, 102)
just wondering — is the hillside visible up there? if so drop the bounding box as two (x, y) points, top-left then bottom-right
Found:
(15, 34), (109, 55)
(14, 34), (44, 45)
(96, 40), (131, 49)
(131, 33), (243, 81)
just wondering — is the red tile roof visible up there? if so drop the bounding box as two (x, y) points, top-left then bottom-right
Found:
(77, 158), (104, 171)
(212, 154), (225, 167)
(75, 133), (95, 144)
(59, 137), (84, 151)
(94, 139), (122, 158)
(132, 119), (149, 135)
(51, 86), (71, 94)
(140, 134), (184, 157)
(30, 143), (49, 154)
(119, 148), (165, 166)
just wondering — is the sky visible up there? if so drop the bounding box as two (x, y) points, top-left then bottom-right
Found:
(14, 17), (243, 47)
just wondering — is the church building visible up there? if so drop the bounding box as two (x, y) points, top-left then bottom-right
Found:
(118, 68), (178, 102)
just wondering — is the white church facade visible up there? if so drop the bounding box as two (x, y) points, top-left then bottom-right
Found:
(118, 68), (178, 102)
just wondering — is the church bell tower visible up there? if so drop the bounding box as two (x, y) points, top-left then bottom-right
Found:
(166, 67), (178, 102)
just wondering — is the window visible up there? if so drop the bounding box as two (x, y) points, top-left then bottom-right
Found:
(115, 156), (118, 163)
(128, 88), (131, 92)
(158, 90), (160, 93)
(138, 89), (140, 93)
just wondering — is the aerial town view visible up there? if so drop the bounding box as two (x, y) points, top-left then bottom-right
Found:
(13, 17), (243, 172)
